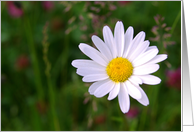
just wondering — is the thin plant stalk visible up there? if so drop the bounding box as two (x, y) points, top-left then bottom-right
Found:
(138, 95), (149, 130)
(23, 16), (44, 102)
(42, 22), (60, 131)
(23, 15), (44, 131)
(170, 9), (181, 36)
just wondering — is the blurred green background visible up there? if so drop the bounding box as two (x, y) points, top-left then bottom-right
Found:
(1, 1), (181, 131)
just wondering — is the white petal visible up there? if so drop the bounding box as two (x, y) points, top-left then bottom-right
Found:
(128, 75), (143, 85)
(145, 54), (168, 64)
(82, 74), (108, 82)
(79, 43), (108, 66)
(136, 86), (149, 106)
(103, 26), (117, 58)
(132, 48), (159, 67)
(128, 40), (150, 62)
(146, 46), (158, 51)
(92, 35), (113, 60)
(124, 80), (142, 100)
(118, 83), (130, 113)
(114, 21), (125, 57)
(137, 75), (161, 85)
(72, 59), (105, 69)
(76, 68), (106, 76)
(133, 64), (159, 75)
(93, 80), (115, 98)
(126, 31), (145, 58)
(108, 83), (120, 100)
(123, 26), (134, 58)
(89, 79), (110, 95)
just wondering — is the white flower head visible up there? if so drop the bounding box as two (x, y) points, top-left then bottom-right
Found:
(72, 21), (167, 113)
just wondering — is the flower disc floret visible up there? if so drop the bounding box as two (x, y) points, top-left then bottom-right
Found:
(106, 57), (133, 82)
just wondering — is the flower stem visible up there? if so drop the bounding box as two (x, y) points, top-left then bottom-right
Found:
(47, 76), (61, 131)
(170, 9), (181, 36)
(138, 102), (149, 130)
(42, 22), (61, 131)
(24, 16), (44, 101)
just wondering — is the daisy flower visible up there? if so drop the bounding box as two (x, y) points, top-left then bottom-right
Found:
(72, 21), (167, 113)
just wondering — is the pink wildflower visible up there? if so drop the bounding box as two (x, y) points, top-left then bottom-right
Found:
(7, 1), (23, 18)
(42, 1), (54, 11)
(125, 107), (139, 118)
(15, 55), (29, 70)
(166, 67), (181, 90)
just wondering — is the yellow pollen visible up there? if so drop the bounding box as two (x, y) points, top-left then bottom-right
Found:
(106, 57), (133, 83)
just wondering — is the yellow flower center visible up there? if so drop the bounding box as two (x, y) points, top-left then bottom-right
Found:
(106, 57), (133, 83)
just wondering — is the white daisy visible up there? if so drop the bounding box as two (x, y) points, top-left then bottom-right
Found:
(72, 21), (167, 113)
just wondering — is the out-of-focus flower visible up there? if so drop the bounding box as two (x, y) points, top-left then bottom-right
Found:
(72, 21), (167, 113)
(6, 1), (23, 18)
(125, 107), (139, 118)
(87, 115), (93, 128)
(15, 55), (30, 70)
(83, 92), (91, 104)
(118, 1), (132, 6)
(36, 101), (47, 115)
(150, 14), (176, 48)
(109, 4), (117, 11)
(166, 67), (181, 90)
(94, 114), (106, 124)
(42, 1), (54, 11)
(51, 17), (64, 32)
(94, 1), (105, 7)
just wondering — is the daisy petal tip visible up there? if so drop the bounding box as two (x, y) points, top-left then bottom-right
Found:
(82, 77), (86, 82)
(116, 21), (121, 24)
(71, 60), (79, 68)
(103, 25), (110, 30)
(122, 108), (130, 114)
(164, 54), (168, 59)
(122, 111), (127, 114)
(94, 94), (103, 98)
(71, 60), (75, 67)
(91, 35), (97, 40)
(107, 96), (115, 101)
(78, 43), (83, 46)
(78, 43), (84, 50)
(141, 31), (146, 35)
(107, 98), (111, 101)
(158, 78), (162, 83)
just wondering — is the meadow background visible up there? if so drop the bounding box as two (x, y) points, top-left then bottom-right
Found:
(1, 1), (181, 131)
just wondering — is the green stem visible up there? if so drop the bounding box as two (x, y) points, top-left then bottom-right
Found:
(41, 28), (60, 131)
(24, 16), (44, 101)
(170, 9), (181, 36)
(47, 76), (61, 131)
(23, 14), (44, 131)
(150, 86), (159, 129)
(42, 22), (60, 131)
(151, 67), (165, 129)
(138, 103), (149, 130)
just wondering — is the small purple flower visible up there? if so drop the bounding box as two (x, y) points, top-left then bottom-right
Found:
(166, 67), (181, 90)
(125, 107), (139, 118)
(15, 55), (30, 70)
(42, 1), (54, 11)
(118, 1), (132, 6)
(7, 1), (23, 18)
